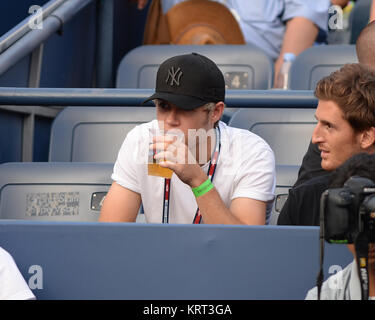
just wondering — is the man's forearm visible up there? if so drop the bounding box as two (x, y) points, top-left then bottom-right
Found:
(187, 168), (244, 224)
(194, 186), (248, 225)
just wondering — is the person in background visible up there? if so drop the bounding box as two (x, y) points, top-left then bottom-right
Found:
(306, 153), (375, 300)
(0, 247), (35, 300)
(131, 0), (330, 88)
(331, 0), (375, 20)
(293, 20), (375, 188)
(277, 63), (375, 226)
(331, 0), (352, 7)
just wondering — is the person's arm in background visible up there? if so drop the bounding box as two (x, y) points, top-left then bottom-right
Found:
(331, 0), (351, 7)
(129, 0), (149, 10)
(274, 0), (330, 88)
(371, 0), (375, 22)
(273, 17), (318, 88)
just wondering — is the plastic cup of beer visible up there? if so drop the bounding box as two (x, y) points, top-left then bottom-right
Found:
(148, 128), (174, 179)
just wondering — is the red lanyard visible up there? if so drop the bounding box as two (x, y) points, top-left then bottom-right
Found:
(162, 126), (221, 224)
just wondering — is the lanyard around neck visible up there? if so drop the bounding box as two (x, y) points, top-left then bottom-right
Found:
(162, 126), (221, 224)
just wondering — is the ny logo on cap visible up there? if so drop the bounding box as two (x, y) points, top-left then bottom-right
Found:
(166, 67), (183, 86)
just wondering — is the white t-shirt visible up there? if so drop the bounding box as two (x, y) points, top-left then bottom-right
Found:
(112, 120), (275, 224)
(306, 259), (375, 300)
(0, 247), (35, 300)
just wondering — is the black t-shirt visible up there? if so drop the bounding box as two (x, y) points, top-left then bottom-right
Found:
(277, 174), (331, 226)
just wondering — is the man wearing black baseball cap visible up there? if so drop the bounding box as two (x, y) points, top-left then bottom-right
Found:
(100, 53), (275, 225)
(143, 52), (225, 110)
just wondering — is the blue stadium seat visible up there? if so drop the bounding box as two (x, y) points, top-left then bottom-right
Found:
(0, 162), (112, 221)
(116, 45), (274, 90)
(269, 165), (299, 225)
(289, 45), (357, 90)
(0, 221), (353, 299)
(0, 162), (146, 223)
(49, 106), (155, 162)
(228, 108), (317, 166)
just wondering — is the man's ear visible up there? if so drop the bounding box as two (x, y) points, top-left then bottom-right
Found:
(212, 102), (225, 123)
(360, 127), (375, 149)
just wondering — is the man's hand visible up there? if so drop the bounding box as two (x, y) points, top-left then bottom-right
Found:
(331, 0), (350, 8)
(150, 132), (267, 225)
(151, 135), (207, 187)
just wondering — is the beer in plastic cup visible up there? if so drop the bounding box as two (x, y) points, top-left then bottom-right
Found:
(148, 128), (174, 178)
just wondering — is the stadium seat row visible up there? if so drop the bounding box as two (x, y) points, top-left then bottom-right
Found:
(0, 161), (297, 224)
(1, 101), (311, 224)
(116, 44), (357, 90)
(2, 42), (357, 224)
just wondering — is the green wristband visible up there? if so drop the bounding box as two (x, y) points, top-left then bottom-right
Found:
(192, 179), (214, 198)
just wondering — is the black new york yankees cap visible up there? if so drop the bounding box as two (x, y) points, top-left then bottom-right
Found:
(143, 52), (225, 110)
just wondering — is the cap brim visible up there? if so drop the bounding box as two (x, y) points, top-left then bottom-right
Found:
(142, 91), (209, 110)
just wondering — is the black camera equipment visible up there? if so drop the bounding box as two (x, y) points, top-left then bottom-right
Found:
(317, 176), (375, 300)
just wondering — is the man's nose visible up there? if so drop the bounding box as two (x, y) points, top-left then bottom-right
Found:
(312, 123), (323, 145)
(165, 109), (179, 126)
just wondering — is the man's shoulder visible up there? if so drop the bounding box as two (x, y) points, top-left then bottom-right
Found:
(291, 173), (331, 194)
(0, 247), (13, 263)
